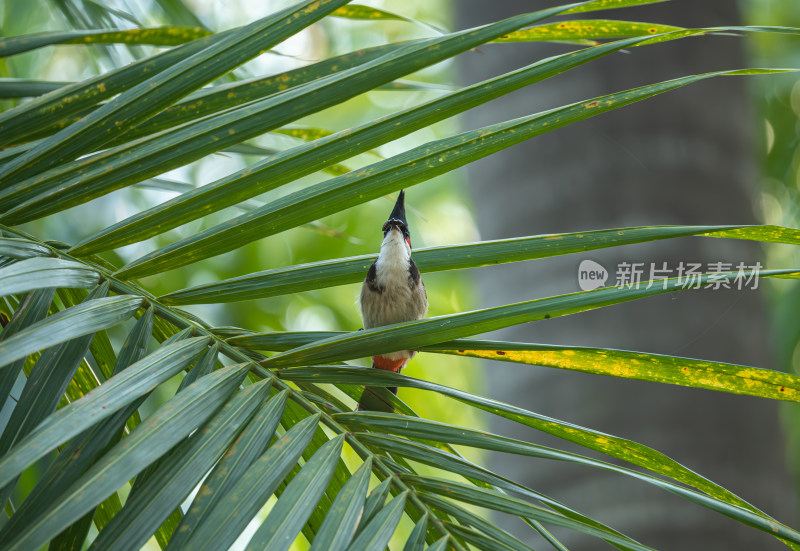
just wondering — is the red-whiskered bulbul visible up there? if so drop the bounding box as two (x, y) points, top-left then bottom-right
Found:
(358, 190), (428, 410)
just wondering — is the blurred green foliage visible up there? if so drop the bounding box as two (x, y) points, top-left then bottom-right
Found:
(3, 2), (800, 548)
(744, 0), (800, 495)
(0, 0), (483, 426)
(0, 0), (484, 534)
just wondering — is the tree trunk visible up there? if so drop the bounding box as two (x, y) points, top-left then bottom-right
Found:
(456, 2), (796, 548)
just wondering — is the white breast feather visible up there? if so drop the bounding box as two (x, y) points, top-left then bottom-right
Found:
(374, 230), (410, 289)
(360, 229), (422, 361)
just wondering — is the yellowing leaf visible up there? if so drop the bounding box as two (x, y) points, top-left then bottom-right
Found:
(495, 20), (684, 43)
(429, 342), (800, 402)
(565, 0), (668, 14)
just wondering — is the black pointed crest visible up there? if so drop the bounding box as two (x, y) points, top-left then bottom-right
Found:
(387, 190), (407, 226)
(381, 190), (410, 239)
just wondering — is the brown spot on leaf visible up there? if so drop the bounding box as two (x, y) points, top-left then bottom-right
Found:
(496, 350), (506, 356)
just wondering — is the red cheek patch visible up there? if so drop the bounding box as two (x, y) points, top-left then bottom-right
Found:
(405, 237), (411, 247)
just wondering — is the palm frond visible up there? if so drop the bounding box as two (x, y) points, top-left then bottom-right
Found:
(1, 0), (799, 549)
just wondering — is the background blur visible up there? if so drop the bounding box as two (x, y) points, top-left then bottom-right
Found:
(0, 0), (482, 431)
(1, 0), (799, 549)
(459, 1), (800, 548)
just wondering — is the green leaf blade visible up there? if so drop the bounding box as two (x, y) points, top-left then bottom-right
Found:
(0, 288), (55, 413)
(426, 536), (450, 551)
(356, 433), (632, 547)
(160, 224), (762, 304)
(0, 295), (143, 369)
(3, 4), (593, 231)
(245, 435), (345, 551)
(0, 282), (109, 496)
(263, 270), (799, 367)
(0, 31), (231, 149)
(69, 35), (652, 257)
(0, 309), (156, 547)
(0, 79), (69, 99)
(565, 0), (668, 13)
(0, 257), (99, 298)
(358, 478), (392, 531)
(339, 412), (800, 544)
(87, 379), (272, 551)
(496, 19), (684, 43)
(5, 362), (249, 551)
(290, 366), (796, 541)
(345, 491), (407, 551)
(0, 0), (352, 184)
(116, 69), (794, 280)
(0, 336), (210, 489)
(181, 413), (321, 551)
(0, 27), (212, 58)
(309, 458), (373, 551)
(401, 515), (428, 551)
(0, 237), (51, 259)
(166, 389), (289, 550)
(430, 341), (800, 402)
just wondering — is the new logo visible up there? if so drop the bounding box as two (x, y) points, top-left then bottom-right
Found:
(578, 259), (608, 291)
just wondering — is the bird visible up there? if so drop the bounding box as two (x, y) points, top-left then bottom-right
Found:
(357, 190), (428, 411)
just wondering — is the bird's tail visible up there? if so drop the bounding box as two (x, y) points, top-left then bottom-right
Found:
(356, 357), (405, 412)
(356, 384), (397, 412)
